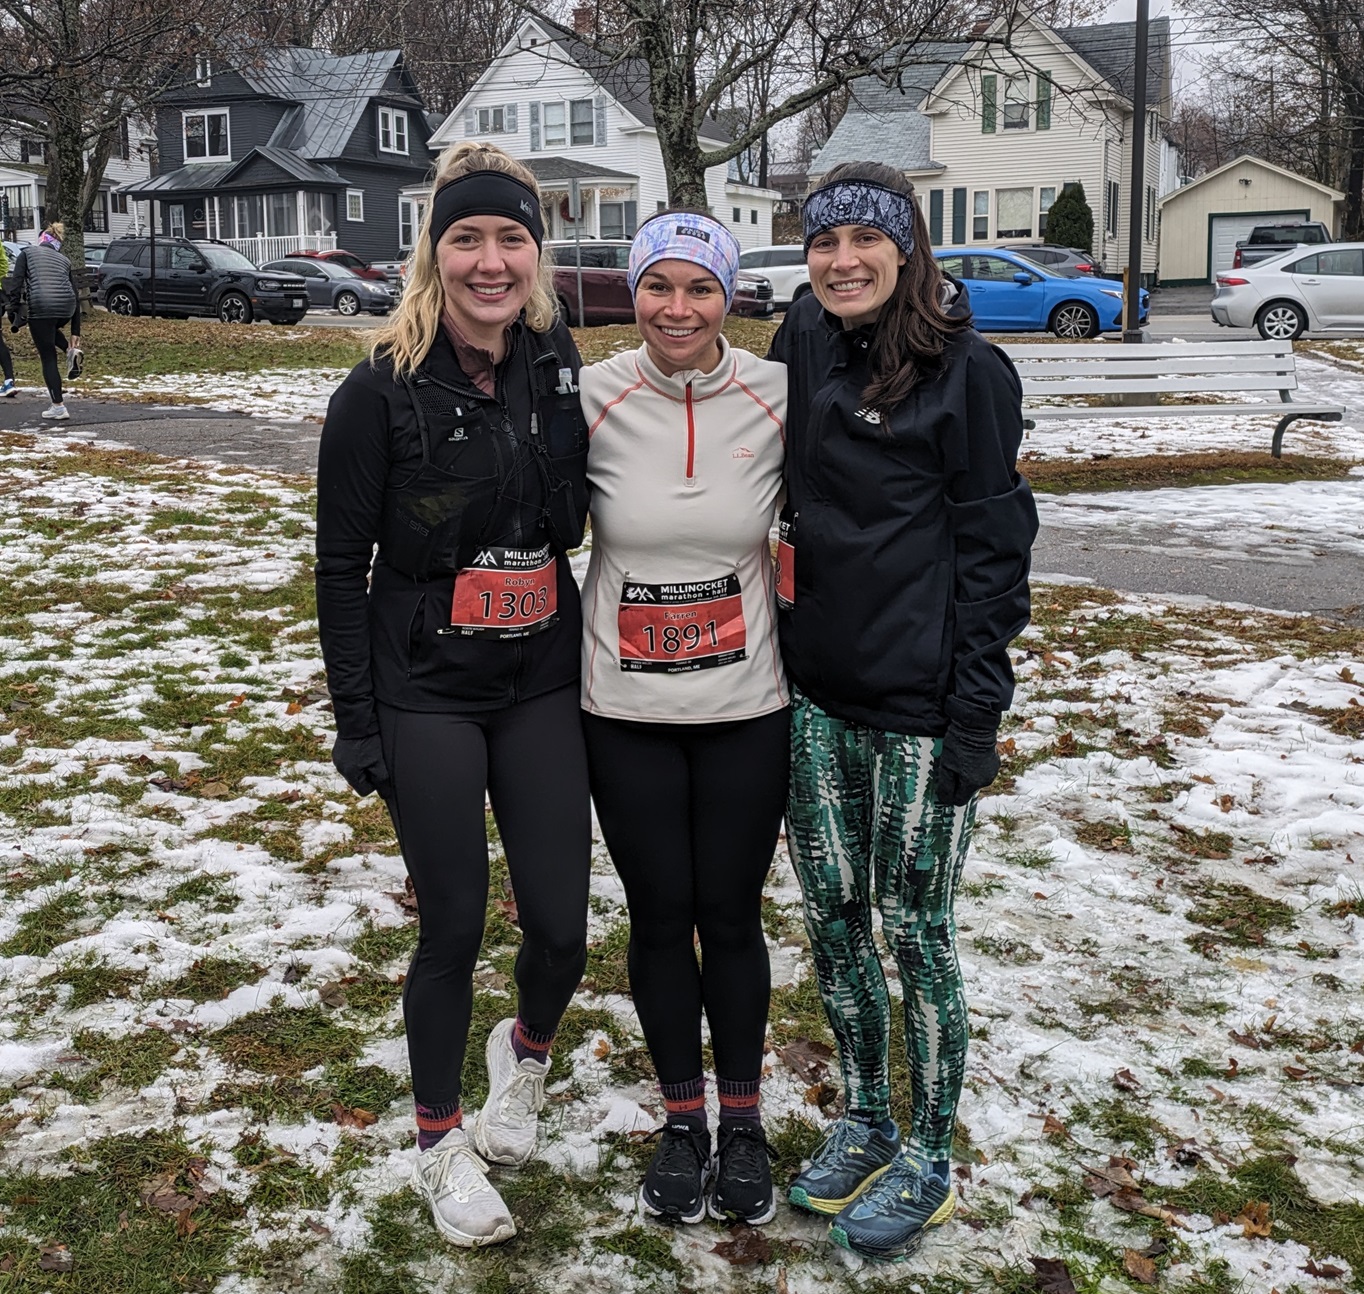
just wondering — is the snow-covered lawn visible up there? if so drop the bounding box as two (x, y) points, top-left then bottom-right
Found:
(0, 433), (1360, 1294)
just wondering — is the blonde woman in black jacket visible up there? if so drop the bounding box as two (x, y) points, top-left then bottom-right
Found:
(2, 223), (81, 418)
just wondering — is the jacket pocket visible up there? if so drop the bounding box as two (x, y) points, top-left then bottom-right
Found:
(404, 593), (427, 678)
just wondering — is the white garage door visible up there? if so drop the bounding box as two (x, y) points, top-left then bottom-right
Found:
(1209, 211), (1309, 278)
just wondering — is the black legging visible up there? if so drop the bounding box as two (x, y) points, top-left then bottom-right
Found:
(0, 318), (12, 382)
(377, 685), (591, 1109)
(583, 708), (790, 1086)
(28, 315), (78, 404)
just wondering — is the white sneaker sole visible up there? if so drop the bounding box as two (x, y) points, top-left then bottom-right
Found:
(470, 1020), (541, 1167)
(409, 1160), (516, 1248)
(707, 1189), (777, 1226)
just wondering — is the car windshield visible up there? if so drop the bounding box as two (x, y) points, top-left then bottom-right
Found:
(197, 244), (260, 271)
(1255, 227), (1316, 243)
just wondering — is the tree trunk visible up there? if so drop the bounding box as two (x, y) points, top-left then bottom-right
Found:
(1343, 97), (1364, 239)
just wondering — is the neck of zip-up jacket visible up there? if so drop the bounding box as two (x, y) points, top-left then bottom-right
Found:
(684, 381), (697, 487)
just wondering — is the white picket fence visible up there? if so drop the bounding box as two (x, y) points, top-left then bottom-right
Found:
(223, 233), (338, 265)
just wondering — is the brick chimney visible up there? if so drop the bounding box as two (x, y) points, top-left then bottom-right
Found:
(573, 4), (594, 34)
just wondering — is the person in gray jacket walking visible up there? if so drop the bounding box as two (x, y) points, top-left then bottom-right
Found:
(3, 222), (82, 419)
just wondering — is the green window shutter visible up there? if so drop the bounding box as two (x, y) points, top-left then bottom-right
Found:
(951, 187), (967, 243)
(929, 189), (944, 244)
(1037, 75), (1052, 130)
(981, 74), (997, 134)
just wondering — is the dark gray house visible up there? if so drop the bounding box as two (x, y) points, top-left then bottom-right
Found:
(124, 47), (436, 264)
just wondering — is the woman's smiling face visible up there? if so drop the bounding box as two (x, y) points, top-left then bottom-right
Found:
(436, 215), (540, 342)
(633, 259), (728, 376)
(806, 225), (907, 327)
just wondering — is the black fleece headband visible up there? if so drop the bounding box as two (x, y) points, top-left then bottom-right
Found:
(430, 171), (545, 251)
(803, 180), (916, 258)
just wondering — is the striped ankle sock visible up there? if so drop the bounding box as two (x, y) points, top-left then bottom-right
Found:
(415, 1100), (462, 1152)
(660, 1075), (707, 1127)
(717, 1076), (762, 1126)
(511, 1016), (554, 1065)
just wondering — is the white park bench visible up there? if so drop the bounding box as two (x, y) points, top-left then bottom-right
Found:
(1001, 338), (1345, 458)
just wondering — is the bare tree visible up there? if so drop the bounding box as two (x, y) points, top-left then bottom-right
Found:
(519, 0), (1023, 207)
(0, 0), (235, 272)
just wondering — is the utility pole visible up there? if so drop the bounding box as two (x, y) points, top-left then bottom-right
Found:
(1123, 0), (1150, 342)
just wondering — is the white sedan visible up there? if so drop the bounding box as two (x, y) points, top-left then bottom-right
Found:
(737, 245), (810, 307)
(1211, 242), (1364, 340)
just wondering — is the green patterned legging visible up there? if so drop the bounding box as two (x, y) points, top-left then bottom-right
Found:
(785, 689), (976, 1160)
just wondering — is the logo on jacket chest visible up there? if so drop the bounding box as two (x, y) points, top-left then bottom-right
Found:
(732, 446), (755, 459)
(853, 406), (882, 424)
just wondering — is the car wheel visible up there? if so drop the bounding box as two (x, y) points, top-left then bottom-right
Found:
(792, 283), (812, 301)
(106, 288), (139, 317)
(336, 291), (361, 317)
(218, 292), (252, 325)
(1256, 301), (1306, 341)
(1050, 301), (1100, 339)
(369, 309), (390, 317)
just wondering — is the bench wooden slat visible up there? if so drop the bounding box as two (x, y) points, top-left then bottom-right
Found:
(1012, 356), (1295, 378)
(1024, 403), (1342, 421)
(1018, 374), (1299, 395)
(1003, 341), (1294, 360)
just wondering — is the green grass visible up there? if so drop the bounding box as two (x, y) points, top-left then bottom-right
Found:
(207, 1007), (364, 1078)
(161, 956), (264, 1003)
(0, 888), (85, 957)
(53, 1027), (182, 1102)
(42, 953), (145, 1009)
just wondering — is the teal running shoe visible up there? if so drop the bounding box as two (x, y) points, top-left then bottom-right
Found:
(828, 1155), (955, 1260)
(788, 1118), (900, 1216)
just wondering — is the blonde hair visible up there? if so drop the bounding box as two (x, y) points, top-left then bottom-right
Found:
(371, 142), (558, 378)
(45, 221), (66, 240)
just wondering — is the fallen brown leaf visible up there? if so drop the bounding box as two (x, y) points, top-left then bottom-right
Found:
(286, 700), (303, 715)
(1123, 1250), (1158, 1285)
(1304, 1259), (1346, 1279)
(1030, 1255), (1077, 1293)
(38, 1245), (74, 1272)
(1082, 1161), (1140, 1196)
(1113, 1067), (1141, 1092)
(592, 1037), (611, 1060)
(176, 1207), (198, 1238)
(493, 896), (519, 925)
(0, 1254), (12, 1273)
(198, 780), (229, 798)
(331, 1104), (377, 1129)
(1110, 1190), (1190, 1228)
(711, 1226), (773, 1265)
(1236, 1200), (1272, 1238)
(803, 1081), (840, 1109)
(306, 1219), (332, 1237)
(776, 1037), (834, 1083)
(317, 981), (348, 1009)
(1283, 1065), (1310, 1081)
(226, 693), (247, 710)
(1042, 1113), (1069, 1139)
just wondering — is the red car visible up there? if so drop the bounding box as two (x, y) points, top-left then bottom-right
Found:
(547, 240), (774, 326)
(291, 248), (391, 284)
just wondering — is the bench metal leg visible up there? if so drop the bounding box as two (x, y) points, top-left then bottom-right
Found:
(1271, 411), (1342, 458)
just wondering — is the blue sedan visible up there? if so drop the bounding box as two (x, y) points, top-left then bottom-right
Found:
(933, 248), (1149, 338)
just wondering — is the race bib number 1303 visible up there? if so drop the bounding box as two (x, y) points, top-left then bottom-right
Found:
(445, 545), (558, 639)
(618, 575), (747, 673)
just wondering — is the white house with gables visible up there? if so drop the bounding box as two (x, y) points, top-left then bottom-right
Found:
(428, 16), (780, 247)
(811, 15), (1171, 282)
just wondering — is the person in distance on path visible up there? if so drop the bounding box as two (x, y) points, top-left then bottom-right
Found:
(771, 161), (1038, 1261)
(578, 210), (789, 1227)
(315, 142), (591, 1248)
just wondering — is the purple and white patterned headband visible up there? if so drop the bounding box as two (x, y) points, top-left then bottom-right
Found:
(803, 180), (916, 258)
(627, 212), (742, 308)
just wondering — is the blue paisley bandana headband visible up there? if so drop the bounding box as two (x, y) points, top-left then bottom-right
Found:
(803, 180), (917, 258)
(628, 212), (743, 308)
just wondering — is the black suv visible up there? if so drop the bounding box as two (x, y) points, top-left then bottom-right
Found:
(95, 237), (309, 325)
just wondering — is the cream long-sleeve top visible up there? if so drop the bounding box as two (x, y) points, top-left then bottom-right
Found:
(579, 336), (789, 722)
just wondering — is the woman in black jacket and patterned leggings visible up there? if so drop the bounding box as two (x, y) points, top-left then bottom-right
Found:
(773, 161), (1038, 1261)
(315, 142), (590, 1249)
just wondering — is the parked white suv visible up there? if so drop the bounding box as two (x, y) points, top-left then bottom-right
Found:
(1211, 242), (1364, 340)
(737, 245), (810, 307)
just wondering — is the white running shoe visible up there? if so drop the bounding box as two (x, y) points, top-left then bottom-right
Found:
(41, 403), (69, 420)
(470, 1017), (549, 1167)
(410, 1127), (516, 1247)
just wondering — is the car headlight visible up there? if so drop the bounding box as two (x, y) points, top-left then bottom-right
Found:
(1099, 288), (1123, 300)
(366, 283), (391, 295)
(257, 278), (281, 291)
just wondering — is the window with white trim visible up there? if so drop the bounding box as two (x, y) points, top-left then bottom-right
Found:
(195, 54), (212, 87)
(399, 196), (426, 249)
(1038, 186), (1056, 238)
(1105, 180), (1119, 237)
(569, 100), (594, 145)
(1002, 77), (1030, 131)
(750, 209), (757, 224)
(542, 103), (567, 148)
(540, 100), (594, 148)
(972, 190), (989, 240)
(379, 107), (409, 155)
(478, 106), (506, 133)
(111, 192), (129, 215)
(732, 207), (742, 222)
(996, 187), (1033, 238)
(183, 109), (229, 161)
(346, 189), (364, 222)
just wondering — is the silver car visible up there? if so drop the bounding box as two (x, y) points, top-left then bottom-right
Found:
(1211, 242), (1364, 340)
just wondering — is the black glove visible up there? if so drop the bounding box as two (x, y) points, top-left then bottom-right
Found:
(331, 734), (391, 798)
(935, 698), (1001, 807)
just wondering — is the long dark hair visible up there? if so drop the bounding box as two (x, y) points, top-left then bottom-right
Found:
(816, 162), (972, 409)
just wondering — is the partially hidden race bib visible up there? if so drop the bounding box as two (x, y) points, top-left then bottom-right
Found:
(775, 515), (795, 610)
(618, 575), (746, 673)
(444, 545), (558, 639)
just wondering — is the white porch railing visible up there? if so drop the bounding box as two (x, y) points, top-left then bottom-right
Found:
(223, 233), (338, 265)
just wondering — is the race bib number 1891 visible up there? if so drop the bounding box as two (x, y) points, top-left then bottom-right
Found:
(618, 575), (747, 673)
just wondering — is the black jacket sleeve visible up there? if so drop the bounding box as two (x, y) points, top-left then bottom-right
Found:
(315, 368), (392, 739)
(943, 341), (1038, 719)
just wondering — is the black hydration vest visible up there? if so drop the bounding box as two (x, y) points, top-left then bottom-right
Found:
(379, 329), (588, 582)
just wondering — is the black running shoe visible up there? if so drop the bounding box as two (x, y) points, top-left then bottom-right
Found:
(709, 1122), (776, 1224)
(66, 347), (83, 381)
(639, 1120), (711, 1224)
